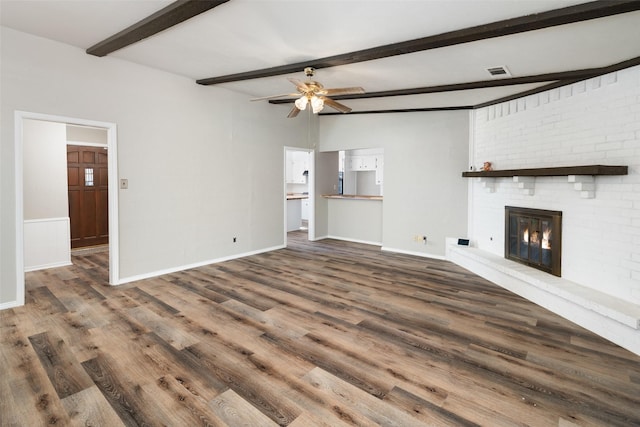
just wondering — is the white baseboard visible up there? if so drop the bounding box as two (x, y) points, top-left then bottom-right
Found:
(381, 246), (446, 260)
(25, 260), (73, 272)
(308, 234), (329, 242)
(116, 244), (286, 285)
(325, 235), (382, 246)
(0, 300), (23, 310)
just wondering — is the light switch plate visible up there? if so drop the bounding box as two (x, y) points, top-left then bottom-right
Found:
(120, 179), (128, 189)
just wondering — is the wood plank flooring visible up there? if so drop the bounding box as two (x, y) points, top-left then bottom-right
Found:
(2, 231), (639, 426)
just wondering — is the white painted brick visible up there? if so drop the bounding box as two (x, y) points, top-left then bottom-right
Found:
(541, 91), (550, 104)
(571, 144), (597, 154)
(470, 66), (640, 303)
(622, 192), (640, 201)
(595, 141), (623, 151)
(607, 149), (637, 159)
(606, 132), (636, 142)
(603, 72), (618, 85)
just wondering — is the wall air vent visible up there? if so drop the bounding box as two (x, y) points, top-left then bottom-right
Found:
(486, 66), (511, 77)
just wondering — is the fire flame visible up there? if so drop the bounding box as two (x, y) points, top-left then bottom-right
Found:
(522, 227), (552, 249)
(542, 228), (551, 250)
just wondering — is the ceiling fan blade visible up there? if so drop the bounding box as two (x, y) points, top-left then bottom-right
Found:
(322, 87), (365, 96)
(288, 78), (310, 93)
(322, 97), (352, 114)
(250, 93), (298, 101)
(287, 105), (302, 118)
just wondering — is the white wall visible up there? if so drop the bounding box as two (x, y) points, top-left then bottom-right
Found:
(22, 119), (71, 271)
(23, 119), (67, 220)
(319, 111), (469, 257)
(327, 199), (382, 244)
(470, 66), (640, 304)
(24, 218), (71, 271)
(313, 150), (338, 240)
(67, 124), (107, 145)
(0, 27), (308, 306)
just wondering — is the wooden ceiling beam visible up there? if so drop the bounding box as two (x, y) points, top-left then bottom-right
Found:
(270, 56), (640, 104)
(268, 70), (595, 104)
(474, 55), (640, 108)
(289, 55), (640, 115)
(319, 106), (474, 116)
(87, 0), (229, 57)
(197, 0), (640, 85)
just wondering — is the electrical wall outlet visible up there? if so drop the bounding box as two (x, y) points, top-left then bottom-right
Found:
(413, 235), (428, 244)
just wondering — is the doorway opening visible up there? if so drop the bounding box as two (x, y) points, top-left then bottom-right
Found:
(285, 147), (314, 243)
(14, 111), (119, 307)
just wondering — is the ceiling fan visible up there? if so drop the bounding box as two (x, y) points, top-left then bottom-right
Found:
(251, 67), (365, 118)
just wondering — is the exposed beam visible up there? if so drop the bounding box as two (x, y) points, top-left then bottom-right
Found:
(270, 56), (640, 105)
(472, 79), (581, 110)
(474, 55), (640, 109)
(319, 107), (473, 116)
(270, 55), (640, 116)
(87, 0), (229, 57)
(197, 0), (640, 85)
(269, 71), (588, 105)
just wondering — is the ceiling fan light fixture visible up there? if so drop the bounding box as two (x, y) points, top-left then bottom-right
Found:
(310, 96), (324, 113)
(294, 96), (309, 110)
(256, 68), (362, 117)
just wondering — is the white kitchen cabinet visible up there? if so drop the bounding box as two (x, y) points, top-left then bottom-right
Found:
(348, 155), (376, 171)
(375, 156), (384, 184)
(286, 150), (309, 184)
(347, 154), (383, 184)
(348, 156), (361, 171)
(301, 198), (309, 220)
(343, 149), (384, 195)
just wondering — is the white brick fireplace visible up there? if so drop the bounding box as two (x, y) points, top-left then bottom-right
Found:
(454, 65), (640, 355)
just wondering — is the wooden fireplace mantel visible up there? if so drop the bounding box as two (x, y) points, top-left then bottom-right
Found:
(461, 165), (628, 178)
(462, 165), (628, 199)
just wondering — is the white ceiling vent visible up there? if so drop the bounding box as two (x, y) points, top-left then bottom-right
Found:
(486, 66), (512, 77)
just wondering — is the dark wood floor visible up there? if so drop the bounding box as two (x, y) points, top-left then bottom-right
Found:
(2, 231), (639, 426)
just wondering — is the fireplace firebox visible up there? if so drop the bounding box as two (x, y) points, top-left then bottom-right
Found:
(505, 206), (562, 276)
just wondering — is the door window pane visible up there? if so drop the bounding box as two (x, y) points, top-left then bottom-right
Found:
(85, 168), (94, 186)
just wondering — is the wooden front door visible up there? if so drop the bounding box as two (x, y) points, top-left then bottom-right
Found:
(67, 146), (108, 249)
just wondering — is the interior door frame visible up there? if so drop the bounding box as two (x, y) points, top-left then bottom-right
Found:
(283, 147), (315, 244)
(14, 111), (120, 306)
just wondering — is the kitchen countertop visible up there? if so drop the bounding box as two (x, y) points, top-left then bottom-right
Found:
(322, 194), (383, 200)
(286, 193), (309, 200)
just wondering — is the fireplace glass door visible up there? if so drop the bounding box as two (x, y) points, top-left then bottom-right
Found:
(505, 206), (562, 276)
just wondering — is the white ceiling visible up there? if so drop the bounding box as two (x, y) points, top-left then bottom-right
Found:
(2, 0), (640, 115)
